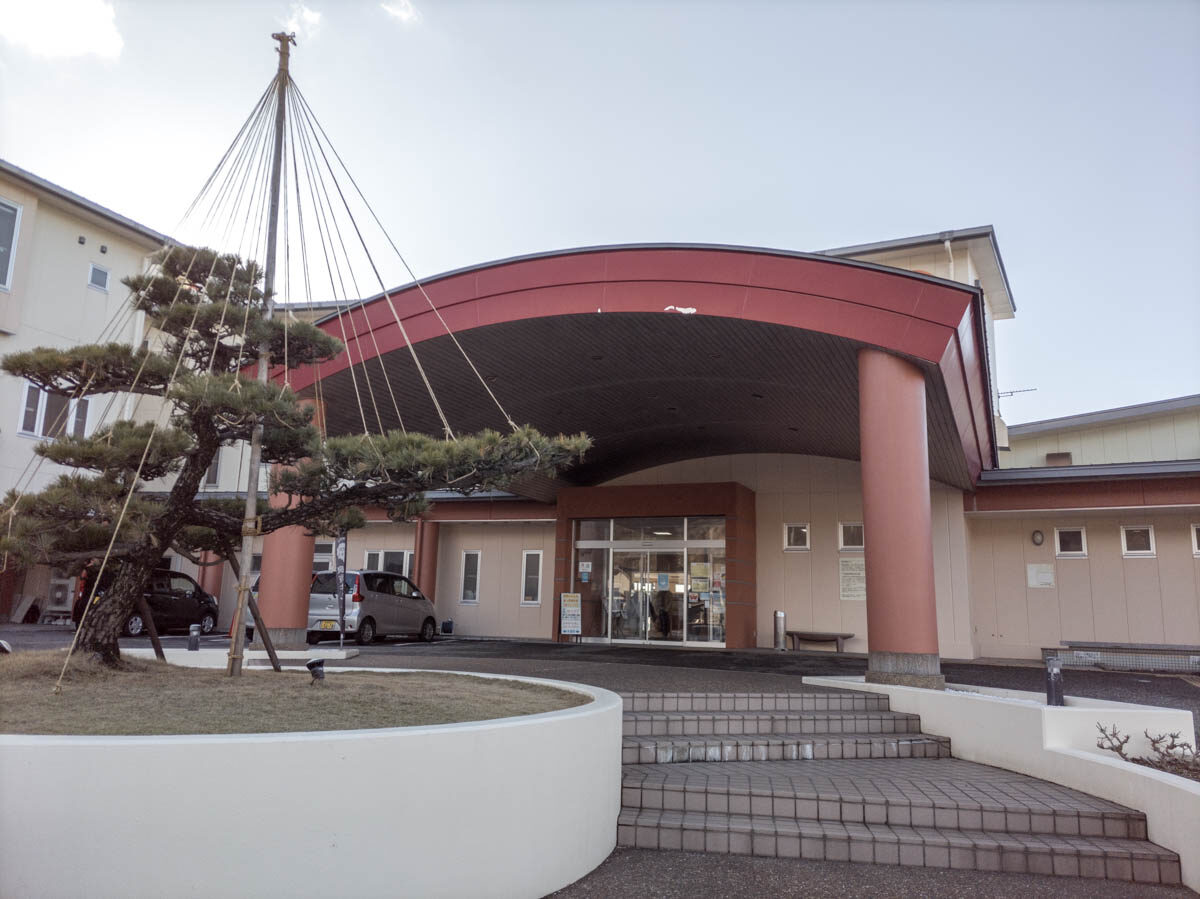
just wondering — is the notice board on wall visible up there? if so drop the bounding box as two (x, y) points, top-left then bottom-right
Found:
(839, 557), (866, 602)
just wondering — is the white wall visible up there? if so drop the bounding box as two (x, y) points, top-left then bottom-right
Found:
(0, 672), (623, 899)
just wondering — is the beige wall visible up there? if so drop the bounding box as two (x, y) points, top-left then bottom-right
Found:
(605, 453), (975, 658)
(434, 520), (558, 639)
(1002, 409), (1200, 468)
(0, 179), (154, 498)
(967, 512), (1200, 659)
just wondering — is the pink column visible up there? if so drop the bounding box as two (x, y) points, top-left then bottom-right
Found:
(255, 483), (315, 649)
(413, 519), (440, 602)
(858, 348), (944, 688)
(254, 398), (322, 649)
(196, 551), (224, 597)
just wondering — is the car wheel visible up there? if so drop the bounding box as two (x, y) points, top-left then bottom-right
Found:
(199, 613), (216, 635)
(419, 618), (436, 642)
(124, 614), (145, 638)
(355, 617), (376, 645)
(306, 632), (320, 645)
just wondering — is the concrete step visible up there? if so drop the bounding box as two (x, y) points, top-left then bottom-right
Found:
(618, 691), (891, 714)
(615, 809), (1181, 884)
(622, 710), (923, 738)
(621, 760), (1150, 840)
(623, 732), (951, 765)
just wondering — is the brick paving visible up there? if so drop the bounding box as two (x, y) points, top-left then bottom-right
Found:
(612, 690), (1182, 886)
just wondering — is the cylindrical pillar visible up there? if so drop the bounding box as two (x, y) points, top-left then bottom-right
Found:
(858, 348), (944, 689)
(413, 519), (440, 602)
(196, 551), (224, 598)
(255, 469), (315, 649)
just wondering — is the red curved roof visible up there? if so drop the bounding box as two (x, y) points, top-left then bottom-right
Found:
(282, 245), (995, 486)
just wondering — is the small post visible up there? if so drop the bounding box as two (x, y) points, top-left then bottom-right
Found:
(188, 623), (201, 651)
(774, 610), (787, 652)
(1045, 655), (1065, 706)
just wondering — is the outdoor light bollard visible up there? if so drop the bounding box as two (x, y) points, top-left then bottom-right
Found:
(1045, 655), (1065, 706)
(187, 623), (201, 652)
(307, 658), (326, 686)
(774, 610), (787, 652)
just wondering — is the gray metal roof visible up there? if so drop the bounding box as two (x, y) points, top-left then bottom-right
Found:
(1008, 394), (1200, 437)
(0, 158), (169, 248)
(978, 459), (1200, 484)
(310, 240), (981, 328)
(818, 224), (1016, 316)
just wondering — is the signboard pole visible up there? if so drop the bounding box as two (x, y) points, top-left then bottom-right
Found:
(335, 531), (347, 650)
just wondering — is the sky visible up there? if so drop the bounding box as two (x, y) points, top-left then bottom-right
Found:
(0, 0), (1197, 425)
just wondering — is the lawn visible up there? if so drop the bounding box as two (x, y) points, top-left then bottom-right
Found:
(0, 651), (589, 735)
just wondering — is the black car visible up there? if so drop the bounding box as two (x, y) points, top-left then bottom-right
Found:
(73, 570), (220, 638)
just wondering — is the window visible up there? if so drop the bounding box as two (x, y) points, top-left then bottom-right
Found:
(783, 523), (810, 551)
(1192, 524), (1200, 557)
(88, 263), (110, 291)
(1045, 452), (1073, 467)
(19, 383), (88, 439)
(204, 454), (220, 487)
(838, 522), (864, 551)
(312, 540), (334, 571)
(1121, 526), (1155, 558)
(460, 550), (480, 603)
(364, 550), (412, 577)
(521, 550), (541, 605)
(1055, 527), (1087, 558)
(0, 198), (20, 290)
(250, 553), (262, 573)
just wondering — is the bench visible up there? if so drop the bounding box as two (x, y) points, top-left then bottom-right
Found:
(786, 630), (855, 653)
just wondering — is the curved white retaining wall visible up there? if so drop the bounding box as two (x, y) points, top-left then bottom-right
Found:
(0, 670), (622, 899)
(805, 675), (1200, 891)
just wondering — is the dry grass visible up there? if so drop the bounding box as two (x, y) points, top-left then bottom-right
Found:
(0, 651), (589, 736)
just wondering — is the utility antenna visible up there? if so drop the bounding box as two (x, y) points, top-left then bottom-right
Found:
(996, 386), (1037, 416)
(226, 32), (296, 676)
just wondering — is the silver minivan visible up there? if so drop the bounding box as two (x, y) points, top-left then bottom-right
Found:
(307, 570), (437, 645)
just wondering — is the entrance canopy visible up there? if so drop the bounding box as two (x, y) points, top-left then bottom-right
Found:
(284, 245), (995, 489)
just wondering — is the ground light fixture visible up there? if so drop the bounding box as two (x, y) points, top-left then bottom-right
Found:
(306, 658), (326, 685)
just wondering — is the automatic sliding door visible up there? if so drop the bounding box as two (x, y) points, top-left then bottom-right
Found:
(646, 552), (684, 642)
(611, 551), (645, 640)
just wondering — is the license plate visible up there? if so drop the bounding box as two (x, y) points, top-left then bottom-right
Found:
(319, 620), (337, 630)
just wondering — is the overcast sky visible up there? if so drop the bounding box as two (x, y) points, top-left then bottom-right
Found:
(1, 0), (1197, 424)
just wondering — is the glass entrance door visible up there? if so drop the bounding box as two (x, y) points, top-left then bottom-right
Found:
(574, 517), (726, 647)
(611, 551), (684, 642)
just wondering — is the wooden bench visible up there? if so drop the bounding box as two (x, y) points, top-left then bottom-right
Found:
(786, 630), (855, 653)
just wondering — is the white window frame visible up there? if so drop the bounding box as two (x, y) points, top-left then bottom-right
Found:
(87, 263), (110, 292)
(18, 382), (88, 439)
(364, 549), (413, 578)
(312, 540), (334, 572)
(838, 522), (864, 552)
(783, 523), (810, 552)
(204, 453), (220, 488)
(1120, 525), (1156, 558)
(460, 550), (481, 604)
(1192, 523), (1200, 558)
(0, 196), (22, 291)
(1054, 527), (1088, 558)
(520, 549), (542, 606)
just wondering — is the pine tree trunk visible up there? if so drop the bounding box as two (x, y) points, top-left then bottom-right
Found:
(76, 562), (154, 667)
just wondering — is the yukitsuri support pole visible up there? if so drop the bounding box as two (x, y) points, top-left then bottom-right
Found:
(227, 31), (294, 677)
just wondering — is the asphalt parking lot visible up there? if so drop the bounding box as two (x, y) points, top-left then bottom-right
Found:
(7, 625), (1195, 740)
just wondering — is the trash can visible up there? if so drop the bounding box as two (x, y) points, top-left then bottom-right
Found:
(774, 610), (787, 651)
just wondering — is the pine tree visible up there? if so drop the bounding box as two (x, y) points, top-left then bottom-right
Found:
(1, 246), (588, 665)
